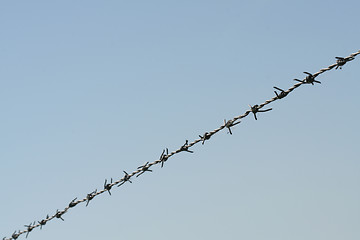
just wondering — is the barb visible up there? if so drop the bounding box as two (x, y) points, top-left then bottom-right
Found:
(249, 104), (273, 120)
(160, 148), (169, 168)
(104, 178), (113, 195)
(273, 86), (288, 99)
(117, 171), (132, 187)
(24, 222), (35, 238)
(68, 198), (78, 208)
(55, 210), (65, 221)
(136, 162), (153, 177)
(294, 72), (321, 85)
(11, 232), (19, 240)
(224, 119), (241, 135)
(335, 56), (354, 69)
(3, 49), (359, 240)
(86, 189), (97, 207)
(38, 215), (48, 230)
(199, 132), (212, 145)
(179, 140), (194, 153)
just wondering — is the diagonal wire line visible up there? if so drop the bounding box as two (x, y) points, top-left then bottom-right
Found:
(3, 49), (359, 240)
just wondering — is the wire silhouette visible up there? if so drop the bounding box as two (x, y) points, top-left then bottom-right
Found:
(2, 50), (359, 240)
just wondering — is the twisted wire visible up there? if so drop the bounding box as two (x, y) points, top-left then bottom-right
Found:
(3, 49), (359, 240)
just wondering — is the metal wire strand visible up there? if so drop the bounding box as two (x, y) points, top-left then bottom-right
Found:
(2, 49), (359, 240)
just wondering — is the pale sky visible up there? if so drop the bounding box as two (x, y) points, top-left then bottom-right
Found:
(1, 1), (359, 240)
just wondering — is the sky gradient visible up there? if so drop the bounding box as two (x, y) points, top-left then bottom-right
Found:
(1, 1), (360, 240)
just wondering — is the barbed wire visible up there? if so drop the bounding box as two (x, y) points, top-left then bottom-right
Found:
(2, 50), (359, 240)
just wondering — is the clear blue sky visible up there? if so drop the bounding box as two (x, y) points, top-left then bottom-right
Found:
(1, 1), (359, 240)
